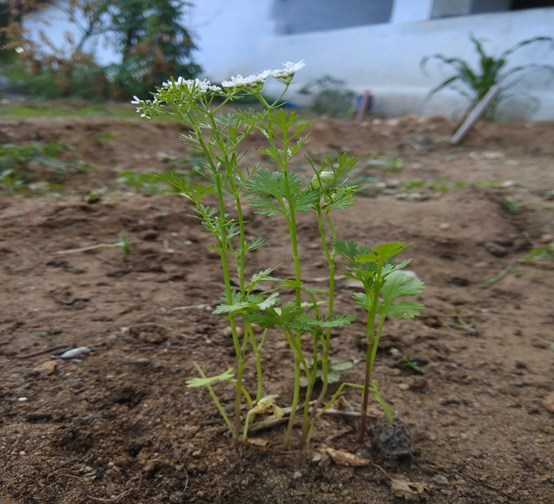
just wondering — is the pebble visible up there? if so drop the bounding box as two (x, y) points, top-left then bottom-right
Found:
(432, 474), (450, 487)
(56, 347), (90, 360)
(293, 471), (303, 480)
(485, 242), (508, 257)
(398, 383), (410, 391)
(439, 223), (450, 230)
(26, 412), (53, 422)
(542, 392), (554, 414)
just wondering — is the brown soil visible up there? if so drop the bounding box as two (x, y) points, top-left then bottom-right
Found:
(1, 114), (554, 503)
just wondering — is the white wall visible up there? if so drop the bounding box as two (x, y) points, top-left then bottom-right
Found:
(21, 2), (554, 120)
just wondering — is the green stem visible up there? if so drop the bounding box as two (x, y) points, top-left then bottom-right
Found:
(358, 265), (382, 442)
(193, 362), (234, 434)
(302, 209), (338, 450)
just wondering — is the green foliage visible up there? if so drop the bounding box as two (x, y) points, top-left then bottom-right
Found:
(422, 34), (554, 120)
(501, 199), (524, 214)
(299, 359), (355, 387)
(0, 141), (86, 195)
(134, 63), (424, 450)
(299, 75), (356, 117)
(6, 0), (201, 100)
(104, 0), (201, 98)
(519, 245), (553, 264)
(367, 154), (404, 172)
(335, 239), (425, 438)
(117, 171), (165, 193)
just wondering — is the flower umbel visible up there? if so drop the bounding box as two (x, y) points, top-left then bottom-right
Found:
(269, 60), (306, 83)
(221, 71), (270, 92)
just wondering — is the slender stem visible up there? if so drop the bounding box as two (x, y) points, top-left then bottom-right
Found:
(358, 264), (383, 442)
(193, 363), (234, 434)
(302, 209), (338, 450)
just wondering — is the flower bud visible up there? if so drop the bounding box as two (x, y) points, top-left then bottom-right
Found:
(309, 171), (334, 189)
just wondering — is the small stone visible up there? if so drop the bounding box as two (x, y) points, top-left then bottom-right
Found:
(439, 223), (450, 230)
(169, 491), (186, 504)
(293, 471), (303, 479)
(222, 326), (245, 338)
(542, 392), (554, 414)
(410, 377), (428, 390)
(485, 242), (508, 257)
(398, 383), (410, 391)
(26, 412), (53, 422)
(539, 234), (553, 244)
(432, 474), (450, 487)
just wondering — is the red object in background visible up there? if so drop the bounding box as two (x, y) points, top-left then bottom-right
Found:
(355, 91), (373, 123)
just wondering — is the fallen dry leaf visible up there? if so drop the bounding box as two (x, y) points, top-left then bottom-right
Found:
(542, 391), (554, 413)
(390, 477), (431, 501)
(33, 360), (58, 375)
(323, 446), (369, 467)
(244, 437), (269, 448)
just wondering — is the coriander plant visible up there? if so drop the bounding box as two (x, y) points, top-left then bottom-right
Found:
(132, 61), (425, 451)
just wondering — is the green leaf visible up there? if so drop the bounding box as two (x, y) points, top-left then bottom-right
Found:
(353, 292), (370, 310)
(356, 242), (408, 264)
(186, 367), (234, 387)
(383, 300), (425, 320)
(372, 380), (393, 423)
(327, 371), (341, 384)
(333, 238), (367, 262)
(249, 265), (282, 286)
(248, 195), (282, 216)
(381, 272), (424, 300)
(289, 313), (355, 331)
(331, 360), (355, 371)
(379, 272), (425, 319)
(293, 188), (320, 212)
(246, 169), (285, 199)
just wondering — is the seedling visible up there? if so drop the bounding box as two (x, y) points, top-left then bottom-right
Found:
(333, 241), (425, 440)
(402, 355), (421, 372)
(132, 62), (424, 451)
(55, 232), (131, 258)
(367, 154), (404, 172)
(25, 330), (59, 340)
(117, 171), (165, 194)
(501, 199), (524, 214)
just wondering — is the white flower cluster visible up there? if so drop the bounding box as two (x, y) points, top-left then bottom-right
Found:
(221, 71), (270, 89)
(221, 60), (305, 89)
(130, 60), (305, 112)
(268, 60), (306, 79)
(162, 77), (221, 94)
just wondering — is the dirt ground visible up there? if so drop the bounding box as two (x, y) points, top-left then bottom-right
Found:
(0, 112), (553, 503)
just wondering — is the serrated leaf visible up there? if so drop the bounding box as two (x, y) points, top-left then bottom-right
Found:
(213, 301), (254, 314)
(289, 313), (355, 331)
(381, 272), (424, 300)
(249, 265), (282, 286)
(379, 272), (425, 319)
(356, 242), (408, 264)
(248, 195), (282, 216)
(353, 292), (370, 310)
(382, 300), (425, 319)
(293, 188), (321, 212)
(186, 367), (234, 387)
(258, 292), (280, 310)
(246, 169), (285, 198)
